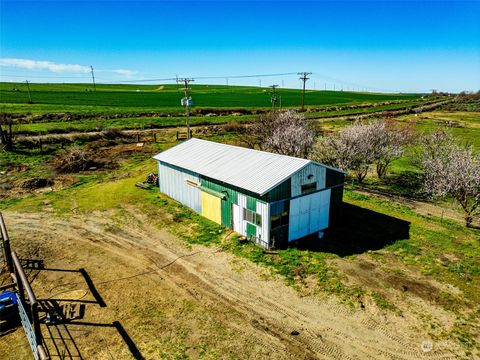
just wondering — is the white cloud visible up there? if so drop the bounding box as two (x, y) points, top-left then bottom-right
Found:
(0, 58), (138, 79)
(0, 58), (91, 73)
(111, 69), (137, 78)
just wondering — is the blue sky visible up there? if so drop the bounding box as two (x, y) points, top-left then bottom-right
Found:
(1, 0), (479, 92)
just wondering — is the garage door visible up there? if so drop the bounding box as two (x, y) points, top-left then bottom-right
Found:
(288, 189), (331, 241)
(201, 191), (221, 224)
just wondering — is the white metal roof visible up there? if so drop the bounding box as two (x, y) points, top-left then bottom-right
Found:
(153, 138), (328, 196)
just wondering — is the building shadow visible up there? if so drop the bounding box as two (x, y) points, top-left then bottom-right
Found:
(291, 202), (410, 256)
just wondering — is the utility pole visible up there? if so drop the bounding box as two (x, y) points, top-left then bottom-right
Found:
(177, 78), (194, 139)
(298, 72), (311, 112)
(25, 80), (32, 103)
(269, 85), (279, 112)
(90, 66), (96, 92)
(226, 77), (229, 86)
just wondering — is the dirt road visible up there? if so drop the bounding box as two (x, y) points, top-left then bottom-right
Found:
(0, 209), (466, 359)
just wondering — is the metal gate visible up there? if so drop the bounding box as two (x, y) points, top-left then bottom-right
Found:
(17, 294), (41, 360)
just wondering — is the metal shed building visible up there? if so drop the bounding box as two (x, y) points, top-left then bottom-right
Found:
(153, 138), (345, 248)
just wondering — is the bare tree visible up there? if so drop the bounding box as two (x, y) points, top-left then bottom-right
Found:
(421, 131), (480, 227)
(244, 110), (315, 158)
(0, 113), (14, 151)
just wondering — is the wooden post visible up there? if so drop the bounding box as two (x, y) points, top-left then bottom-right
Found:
(137, 133), (140, 143)
(153, 133), (157, 142)
(39, 139), (43, 152)
(176, 131), (179, 141)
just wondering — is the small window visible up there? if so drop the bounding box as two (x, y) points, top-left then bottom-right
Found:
(243, 208), (262, 228)
(301, 182), (317, 194)
(271, 211), (289, 229)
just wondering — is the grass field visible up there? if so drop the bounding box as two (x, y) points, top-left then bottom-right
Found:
(1, 82), (422, 115)
(1, 139), (479, 358)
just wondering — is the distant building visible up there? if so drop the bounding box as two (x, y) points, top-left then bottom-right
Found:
(153, 139), (345, 248)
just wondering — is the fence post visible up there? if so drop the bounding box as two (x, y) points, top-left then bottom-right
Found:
(0, 212), (14, 273)
(13, 258), (25, 304)
(153, 133), (157, 142)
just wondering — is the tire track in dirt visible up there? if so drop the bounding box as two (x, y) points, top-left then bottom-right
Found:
(5, 211), (465, 359)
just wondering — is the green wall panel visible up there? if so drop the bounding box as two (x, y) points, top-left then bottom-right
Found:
(266, 178), (291, 202)
(246, 196), (257, 211)
(221, 200), (231, 228)
(201, 177), (238, 204)
(246, 222), (257, 238)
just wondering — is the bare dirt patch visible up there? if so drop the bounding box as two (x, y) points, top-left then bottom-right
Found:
(0, 209), (470, 359)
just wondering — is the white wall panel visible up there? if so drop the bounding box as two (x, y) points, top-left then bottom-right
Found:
(288, 189), (331, 241)
(256, 201), (270, 247)
(291, 163), (326, 197)
(158, 162), (201, 213)
(237, 193), (247, 236)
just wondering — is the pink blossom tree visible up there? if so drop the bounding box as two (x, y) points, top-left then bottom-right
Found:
(421, 131), (480, 227)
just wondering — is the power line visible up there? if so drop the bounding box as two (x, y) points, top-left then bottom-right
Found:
(90, 66), (96, 92)
(177, 78), (194, 139)
(25, 80), (32, 103)
(298, 72), (311, 111)
(269, 84), (279, 112)
(102, 72), (298, 84)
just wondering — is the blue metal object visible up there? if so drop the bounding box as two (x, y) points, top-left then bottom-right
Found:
(0, 289), (18, 310)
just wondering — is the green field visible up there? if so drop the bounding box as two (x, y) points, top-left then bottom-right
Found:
(0, 82), (422, 115)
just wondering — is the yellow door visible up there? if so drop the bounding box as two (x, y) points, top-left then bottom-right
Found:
(201, 191), (221, 224)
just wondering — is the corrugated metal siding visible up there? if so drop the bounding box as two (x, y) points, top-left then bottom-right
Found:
(256, 201), (270, 247)
(291, 163), (326, 197)
(201, 191), (222, 224)
(158, 161), (201, 213)
(266, 178), (291, 202)
(153, 138), (311, 196)
(247, 196), (257, 211)
(200, 177), (239, 228)
(325, 168), (345, 227)
(232, 204), (241, 233)
(288, 189), (331, 241)
(201, 177), (239, 204)
(329, 187), (344, 226)
(246, 223), (256, 238)
(325, 168), (345, 187)
(237, 194), (247, 236)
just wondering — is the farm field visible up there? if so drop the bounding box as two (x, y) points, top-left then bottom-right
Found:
(0, 87), (478, 359)
(1, 82), (422, 115)
(0, 132), (479, 359)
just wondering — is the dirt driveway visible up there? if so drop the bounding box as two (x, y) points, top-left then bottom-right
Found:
(0, 209), (465, 359)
